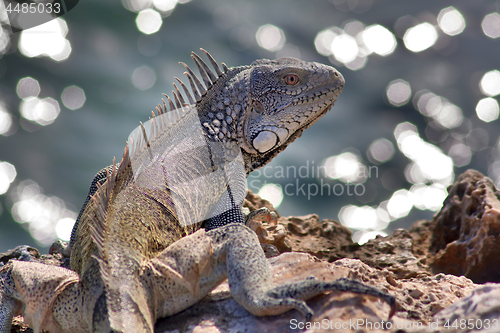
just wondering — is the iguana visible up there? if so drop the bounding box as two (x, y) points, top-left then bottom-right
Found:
(0, 50), (395, 333)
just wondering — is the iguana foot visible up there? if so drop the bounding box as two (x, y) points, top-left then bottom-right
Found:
(244, 207), (280, 257)
(264, 276), (397, 320)
(244, 207), (277, 225)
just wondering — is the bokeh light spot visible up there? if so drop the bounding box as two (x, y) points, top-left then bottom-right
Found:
(314, 28), (341, 56)
(387, 189), (413, 219)
(448, 143), (472, 167)
(386, 79), (411, 106)
(368, 138), (395, 163)
(55, 217), (75, 241)
(324, 152), (366, 183)
(153, 0), (177, 12)
(331, 34), (359, 63)
(362, 24), (397, 56)
(480, 70), (500, 97)
(9, 180), (77, 246)
(344, 56), (367, 71)
(437, 6), (466, 36)
(436, 103), (463, 129)
(0, 26), (10, 54)
(16, 77), (40, 100)
(410, 184), (447, 211)
(403, 22), (438, 52)
(476, 97), (500, 122)
(354, 230), (387, 245)
(482, 12), (500, 39)
(258, 183), (283, 208)
(131, 65), (157, 90)
(61, 86), (86, 110)
(395, 125), (454, 183)
(0, 161), (16, 195)
(122, 0), (152, 12)
(20, 97), (60, 126)
(136, 9), (162, 34)
(415, 91), (463, 128)
(256, 24), (286, 52)
(0, 106), (13, 136)
(19, 18), (71, 61)
(339, 205), (385, 230)
(466, 128), (489, 151)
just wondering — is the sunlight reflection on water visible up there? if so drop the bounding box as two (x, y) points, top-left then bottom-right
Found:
(2, 1), (500, 248)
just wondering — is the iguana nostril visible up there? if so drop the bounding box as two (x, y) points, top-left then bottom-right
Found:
(330, 70), (345, 87)
(330, 70), (339, 79)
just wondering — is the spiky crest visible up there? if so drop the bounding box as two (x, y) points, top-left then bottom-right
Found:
(180, 62), (206, 97)
(128, 49), (226, 162)
(175, 77), (195, 104)
(89, 146), (130, 262)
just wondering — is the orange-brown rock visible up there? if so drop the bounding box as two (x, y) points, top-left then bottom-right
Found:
(429, 170), (500, 283)
(154, 254), (477, 333)
(6, 171), (500, 332)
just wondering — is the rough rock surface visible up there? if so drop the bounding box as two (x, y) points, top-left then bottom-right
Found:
(429, 170), (500, 283)
(155, 254), (476, 333)
(430, 283), (500, 333)
(4, 171), (500, 333)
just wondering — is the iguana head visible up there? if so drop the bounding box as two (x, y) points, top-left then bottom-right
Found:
(152, 50), (344, 174)
(240, 57), (344, 172)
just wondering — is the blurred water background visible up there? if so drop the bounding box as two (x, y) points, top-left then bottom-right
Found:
(1, 0), (500, 253)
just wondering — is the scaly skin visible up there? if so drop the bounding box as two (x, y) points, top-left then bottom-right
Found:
(0, 51), (396, 332)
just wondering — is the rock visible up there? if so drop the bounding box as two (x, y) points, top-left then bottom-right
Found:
(0, 244), (62, 267)
(278, 214), (355, 261)
(429, 170), (500, 283)
(430, 284), (500, 333)
(346, 228), (428, 279)
(156, 254), (394, 333)
(8, 171), (500, 332)
(270, 213), (430, 279)
(155, 254), (477, 333)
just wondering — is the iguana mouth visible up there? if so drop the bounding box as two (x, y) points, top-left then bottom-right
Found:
(296, 85), (343, 129)
(290, 85), (343, 107)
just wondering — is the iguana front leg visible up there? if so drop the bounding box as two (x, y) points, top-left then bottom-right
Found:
(210, 224), (396, 320)
(151, 223), (396, 322)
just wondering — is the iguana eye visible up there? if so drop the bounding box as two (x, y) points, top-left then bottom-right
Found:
(284, 73), (299, 85)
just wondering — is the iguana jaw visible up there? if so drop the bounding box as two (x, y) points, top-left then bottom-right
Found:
(248, 88), (341, 153)
(239, 61), (344, 173)
(243, 92), (340, 174)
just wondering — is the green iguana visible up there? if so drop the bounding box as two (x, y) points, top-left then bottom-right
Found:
(0, 50), (395, 333)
